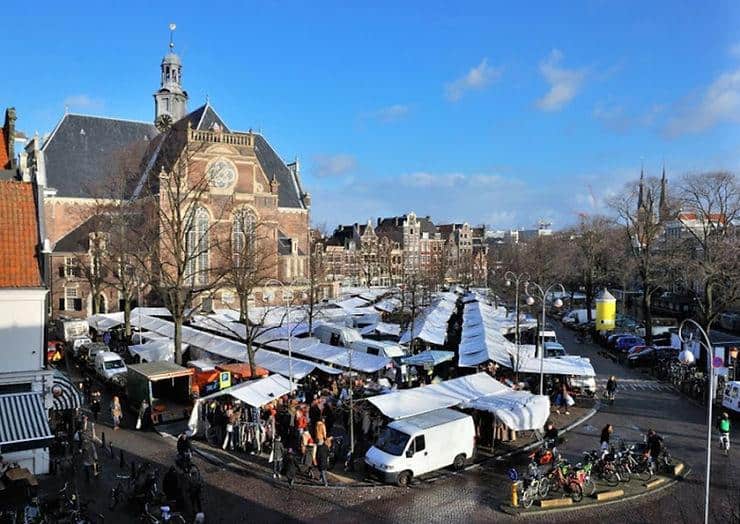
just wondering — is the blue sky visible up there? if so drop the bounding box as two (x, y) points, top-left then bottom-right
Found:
(3, 1), (739, 230)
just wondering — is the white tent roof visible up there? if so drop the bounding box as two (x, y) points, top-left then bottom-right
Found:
(399, 293), (458, 346)
(373, 298), (401, 313)
(87, 313), (124, 332)
(517, 355), (596, 377)
(366, 372), (550, 431)
(265, 338), (390, 373)
(199, 375), (292, 407)
(366, 372), (508, 419)
(361, 322), (401, 337)
(128, 340), (175, 363)
(462, 390), (551, 431)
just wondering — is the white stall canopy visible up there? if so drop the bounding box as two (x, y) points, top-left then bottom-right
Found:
(399, 293), (458, 346)
(188, 375), (293, 435)
(87, 313), (124, 332)
(366, 372), (549, 431)
(265, 338), (390, 373)
(128, 340), (175, 363)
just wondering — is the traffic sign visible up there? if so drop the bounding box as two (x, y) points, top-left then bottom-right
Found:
(507, 468), (518, 481)
(712, 356), (723, 368)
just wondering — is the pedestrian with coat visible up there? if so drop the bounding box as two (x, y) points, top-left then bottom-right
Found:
(80, 435), (98, 483)
(272, 435), (285, 479)
(284, 450), (298, 487)
(600, 424), (613, 452)
(316, 440), (330, 487)
(606, 376), (618, 403)
(137, 400), (149, 430)
(90, 391), (101, 423)
(163, 466), (180, 508)
(111, 396), (122, 430)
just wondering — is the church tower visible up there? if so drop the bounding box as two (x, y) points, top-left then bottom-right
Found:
(154, 24), (188, 129)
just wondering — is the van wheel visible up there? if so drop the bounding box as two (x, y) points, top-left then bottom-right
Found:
(453, 454), (466, 470)
(397, 471), (412, 487)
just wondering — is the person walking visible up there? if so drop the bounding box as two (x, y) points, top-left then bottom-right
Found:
(554, 382), (572, 415)
(606, 376), (618, 404)
(90, 391), (101, 423)
(600, 424), (613, 452)
(163, 466), (180, 509)
(284, 450), (298, 488)
(316, 440), (330, 487)
(718, 412), (731, 455)
(81, 435), (98, 483)
(111, 396), (122, 430)
(222, 406), (235, 451)
(272, 435), (285, 479)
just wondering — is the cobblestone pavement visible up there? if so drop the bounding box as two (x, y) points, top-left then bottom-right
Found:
(28, 330), (739, 523)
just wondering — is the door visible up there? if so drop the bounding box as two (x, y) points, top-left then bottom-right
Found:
(406, 434), (429, 475)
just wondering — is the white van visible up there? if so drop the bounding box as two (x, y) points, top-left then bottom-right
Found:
(722, 381), (740, 415)
(365, 409), (475, 486)
(94, 351), (128, 382)
(350, 339), (407, 360)
(562, 309), (596, 326)
(312, 323), (362, 347)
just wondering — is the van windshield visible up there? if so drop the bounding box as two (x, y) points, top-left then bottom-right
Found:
(104, 360), (125, 370)
(375, 427), (410, 456)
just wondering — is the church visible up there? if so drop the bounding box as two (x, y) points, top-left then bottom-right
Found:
(23, 33), (313, 319)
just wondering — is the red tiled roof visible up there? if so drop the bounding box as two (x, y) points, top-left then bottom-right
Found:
(0, 180), (42, 287)
(0, 129), (8, 169)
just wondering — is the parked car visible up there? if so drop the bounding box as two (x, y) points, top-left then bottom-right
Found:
(627, 346), (679, 367)
(365, 409), (475, 486)
(612, 335), (646, 354)
(78, 342), (109, 369)
(635, 317), (678, 338)
(93, 351), (128, 382)
(544, 342), (568, 358)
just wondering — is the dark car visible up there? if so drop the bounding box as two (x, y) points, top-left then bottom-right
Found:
(627, 346), (679, 367)
(612, 335), (646, 353)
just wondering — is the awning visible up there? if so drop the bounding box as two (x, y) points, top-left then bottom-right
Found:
(402, 350), (455, 367)
(87, 313), (123, 332)
(0, 393), (53, 449)
(399, 292), (458, 346)
(517, 355), (596, 377)
(265, 338), (391, 373)
(51, 371), (83, 411)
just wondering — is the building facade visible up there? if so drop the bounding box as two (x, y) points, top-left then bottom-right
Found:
(23, 36), (313, 319)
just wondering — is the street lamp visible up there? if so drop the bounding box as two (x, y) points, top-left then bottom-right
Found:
(504, 271), (529, 382)
(525, 280), (565, 394)
(677, 319), (715, 524)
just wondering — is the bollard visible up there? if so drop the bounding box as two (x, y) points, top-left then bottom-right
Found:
(511, 481), (520, 507)
(119, 449), (125, 469)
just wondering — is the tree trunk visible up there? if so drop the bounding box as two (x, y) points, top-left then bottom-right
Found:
(174, 316), (183, 365)
(246, 338), (256, 377)
(123, 297), (131, 339)
(642, 290), (653, 345)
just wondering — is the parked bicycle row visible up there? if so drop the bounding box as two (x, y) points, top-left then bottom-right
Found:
(514, 429), (674, 509)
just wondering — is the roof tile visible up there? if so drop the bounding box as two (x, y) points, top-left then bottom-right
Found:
(0, 180), (42, 287)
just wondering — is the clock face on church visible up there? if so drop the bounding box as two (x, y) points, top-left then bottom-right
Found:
(208, 159), (236, 188)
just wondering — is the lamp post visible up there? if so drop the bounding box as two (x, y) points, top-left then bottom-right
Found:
(525, 280), (565, 394)
(677, 319), (715, 524)
(504, 271), (529, 382)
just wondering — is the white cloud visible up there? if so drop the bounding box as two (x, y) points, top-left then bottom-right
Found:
(536, 49), (586, 111)
(445, 58), (503, 102)
(663, 68), (740, 137)
(312, 154), (358, 177)
(400, 172), (466, 188)
(371, 104), (410, 123)
(730, 43), (740, 58)
(63, 94), (104, 112)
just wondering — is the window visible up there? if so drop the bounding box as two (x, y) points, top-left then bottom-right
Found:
(414, 435), (426, 453)
(64, 287), (82, 311)
(186, 207), (210, 286)
(232, 209), (256, 263)
(64, 257), (80, 278)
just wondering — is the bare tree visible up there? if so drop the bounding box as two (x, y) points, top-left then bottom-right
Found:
(134, 125), (226, 364)
(216, 211), (277, 374)
(675, 171), (740, 334)
(304, 225), (329, 334)
(609, 174), (675, 344)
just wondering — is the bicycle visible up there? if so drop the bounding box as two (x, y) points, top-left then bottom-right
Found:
(546, 460), (583, 503)
(519, 463), (551, 508)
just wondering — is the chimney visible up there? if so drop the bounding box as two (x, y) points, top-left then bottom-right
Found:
(4, 108), (17, 169)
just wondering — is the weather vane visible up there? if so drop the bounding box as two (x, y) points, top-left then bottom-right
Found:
(169, 23), (176, 50)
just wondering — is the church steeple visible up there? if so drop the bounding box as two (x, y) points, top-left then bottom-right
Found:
(154, 23), (188, 128)
(659, 162), (668, 220)
(637, 164), (645, 211)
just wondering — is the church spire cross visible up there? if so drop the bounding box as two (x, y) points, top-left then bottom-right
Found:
(169, 23), (177, 51)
